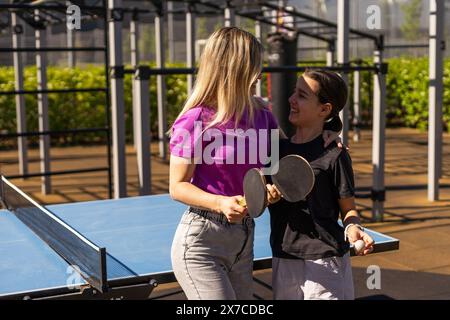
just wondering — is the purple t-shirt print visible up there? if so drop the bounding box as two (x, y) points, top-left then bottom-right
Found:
(169, 105), (279, 197)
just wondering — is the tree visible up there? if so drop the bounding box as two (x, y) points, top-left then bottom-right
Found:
(400, 0), (423, 41)
(197, 17), (209, 40)
(139, 24), (155, 61)
(239, 17), (255, 34)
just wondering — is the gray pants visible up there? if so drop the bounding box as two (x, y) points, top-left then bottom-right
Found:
(171, 208), (255, 300)
(272, 253), (354, 300)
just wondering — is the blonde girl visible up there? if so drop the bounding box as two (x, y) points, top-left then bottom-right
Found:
(169, 27), (340, 300)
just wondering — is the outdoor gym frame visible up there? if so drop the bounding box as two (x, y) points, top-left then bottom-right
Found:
(0, 0), (445, 222)
(0, 0), (113, 198)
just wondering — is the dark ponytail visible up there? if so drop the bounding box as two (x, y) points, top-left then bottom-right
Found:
(323, 115), (343, 132)
(303, 68), (348, 132)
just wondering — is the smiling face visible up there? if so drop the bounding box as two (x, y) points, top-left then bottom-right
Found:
(288, 75), (332, 128)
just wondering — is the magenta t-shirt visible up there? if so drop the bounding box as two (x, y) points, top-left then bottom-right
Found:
(169, 105), (279, 197)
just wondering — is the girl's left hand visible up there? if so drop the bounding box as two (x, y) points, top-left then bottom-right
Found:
(322, 130), (349, 150)
(347, 225), (375, 256)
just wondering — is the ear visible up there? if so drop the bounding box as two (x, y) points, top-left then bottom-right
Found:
(320, 103), (333, 118)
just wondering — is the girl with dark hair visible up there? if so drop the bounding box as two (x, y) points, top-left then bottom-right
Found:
(268, 69), (375, 300)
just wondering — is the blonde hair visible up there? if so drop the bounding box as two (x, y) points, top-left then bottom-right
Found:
(170, 27), (264, 134)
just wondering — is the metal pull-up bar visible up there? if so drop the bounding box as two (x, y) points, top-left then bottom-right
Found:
(428, 0), (445, 201)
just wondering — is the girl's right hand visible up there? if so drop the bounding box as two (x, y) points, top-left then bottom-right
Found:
(217, 195), (248, 223)
(267, 184), (282, 204)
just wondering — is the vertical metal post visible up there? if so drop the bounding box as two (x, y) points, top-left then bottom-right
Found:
(268, 33), (298, 138)
(372, 49), (386, 222)
(224, 2), (235, 27)
(255, 20), (262, 97)
(353, 66), (361, 142)
(264, 6), (278, 33)
(35, 10), (51, 194)
(108, 0), (127, 198)
(67, 1), (76, 67)
(103, 0), (113, 199)
(134, 67), (151, 195)
(186, 3), (195, 95)
(326, 40), (335, 67)
(11, 12), (28, 177)
(155, 10), (168, 160)
(167, 1), (175, 63)
(337, 0), (349, 146)
(130, 9), (139, 150)
(428, 0), (444, 201)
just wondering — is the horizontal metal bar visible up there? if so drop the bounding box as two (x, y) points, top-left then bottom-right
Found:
(0, 4), (105, 11)
(123, 68), (136, 74)
(356, 184), (450, 192)
(148, 67), (195, 75)
(119, 64), (379, 77)
(240, 11), (332, 43)
(0, 88), (107, 95)
(263, 65), (378, 73)
(385, 44), (429, 49)
(0, 4), (155, 20)
(0, 128), (108, 138)
(261, 1), (379, 42)
(5, 167), (110, 179)
(298, 47), (328, 51)
(298, 59), (370, 66)
(123, 67), (196, 75)
(355, 192), (372, 199)
(297, 60), (327, 64)
(295, 25), (336, 31)
(0, 47), (106, 53)
(184, 0), (221, 10)
(119, 7), (152, 14)
(0, 274), (157, 300)
(167, 9), (219, 15)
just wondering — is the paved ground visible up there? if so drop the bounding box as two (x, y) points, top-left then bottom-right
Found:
(1, 127), (450, 299)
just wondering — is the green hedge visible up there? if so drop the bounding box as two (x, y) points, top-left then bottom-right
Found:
(0, 62), (188, 148)
(386, 57), (450, 131)
(351, 57), (450, 131)
(0, 58), (449, 149)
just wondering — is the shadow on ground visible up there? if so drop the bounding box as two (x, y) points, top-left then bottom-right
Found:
(150, 267), (450, 300)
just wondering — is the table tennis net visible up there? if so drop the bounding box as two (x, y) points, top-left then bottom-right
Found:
(0, 176), (108, 293)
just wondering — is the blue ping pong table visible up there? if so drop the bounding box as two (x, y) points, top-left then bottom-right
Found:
(0, 194), (399, 300)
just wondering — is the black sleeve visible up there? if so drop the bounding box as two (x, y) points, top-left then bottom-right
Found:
(264, 139), (289, 183)
(332, 150), (355, 199)
(323, 116), (343, 132)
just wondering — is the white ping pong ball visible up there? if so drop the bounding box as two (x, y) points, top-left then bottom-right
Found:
(354, 239), (365, 253)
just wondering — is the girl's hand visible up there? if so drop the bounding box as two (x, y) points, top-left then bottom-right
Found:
(217, 195), (248, 223)
(267, 184), (282, 205)
(347, 225), (375, 256)
(322, 130), (348, 150)
(253, 96), (269, 109)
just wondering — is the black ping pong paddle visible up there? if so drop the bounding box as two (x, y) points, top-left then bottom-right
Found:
(240, 155), (315, 218)
(271, 155), (315, 203)
(239, 168), (268, 218)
